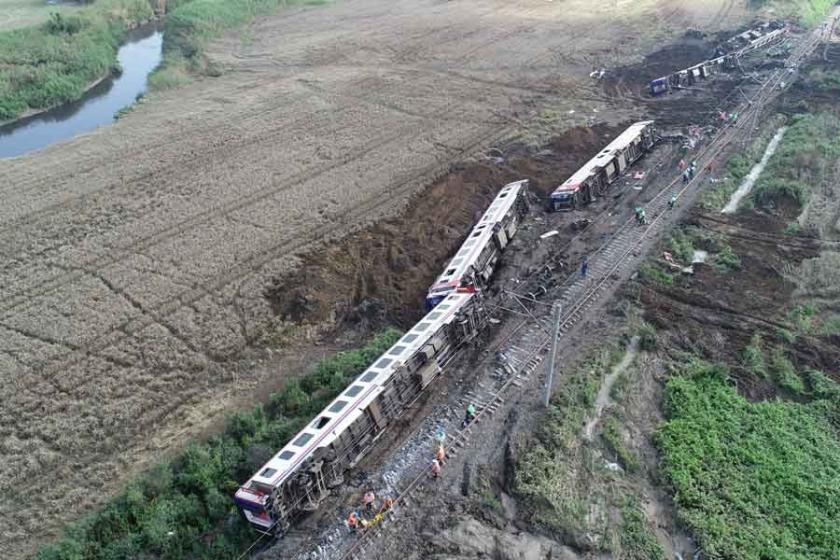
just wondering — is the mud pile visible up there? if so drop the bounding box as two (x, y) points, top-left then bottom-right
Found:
(264, 125), (622, 328)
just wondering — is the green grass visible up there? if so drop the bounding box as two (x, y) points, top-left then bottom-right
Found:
(752, 113), (840, 214)
(639, 264), (674, 286)
(0, 0), (154, 120)
(656, 365), (840, 559)
(36, 328), (402, 560)
(602, 416), (640, 473)
(740, 333), (767, 378)
(514, 347), (620, 538)
(618, 500), (665, 560)
(769, 347), (805, 394)
(711, 244), (741, 273)
(666, 228), (695, 264)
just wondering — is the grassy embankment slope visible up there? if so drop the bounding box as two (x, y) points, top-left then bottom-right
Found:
(37, 329), (401, 560)
(149, 0), (328, 89)
(0, 0), (154, 120)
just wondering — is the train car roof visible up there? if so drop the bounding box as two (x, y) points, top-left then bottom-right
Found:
(553, 121), (653, 193)
(237, 291), (475, 495)
(429, 180), (526, 291)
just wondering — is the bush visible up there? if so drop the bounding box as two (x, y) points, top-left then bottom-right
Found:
(639, 264), (673, 285)
(666, 229), (695, 263)
(36, 328), (401, 560)
(741, 334), (766, 378)
(712, 244), (741, 273)
(637, 322), (656, 351)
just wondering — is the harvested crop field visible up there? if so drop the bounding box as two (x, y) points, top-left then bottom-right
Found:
(0, 0), (749, 556)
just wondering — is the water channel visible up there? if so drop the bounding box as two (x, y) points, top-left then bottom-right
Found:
(0, 24), (164, 159)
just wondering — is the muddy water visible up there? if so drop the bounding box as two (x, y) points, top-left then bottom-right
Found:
(722, 126), (788, 214)
(0, 24), (163, 159)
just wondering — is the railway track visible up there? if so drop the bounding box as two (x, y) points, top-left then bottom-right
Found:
(331, 22), (825, 560)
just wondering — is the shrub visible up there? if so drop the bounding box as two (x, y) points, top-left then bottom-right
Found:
(665, 229), (695, 263)
(637, 322), (656, 351)
(639, 264), (673, 285)
(769, 347), (805, 394)
(741, 334), (766, 378)
(712, 244), (741, 273)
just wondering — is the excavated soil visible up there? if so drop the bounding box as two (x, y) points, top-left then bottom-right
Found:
(264, 124), (620, 328)
(0, 0), (752, 556)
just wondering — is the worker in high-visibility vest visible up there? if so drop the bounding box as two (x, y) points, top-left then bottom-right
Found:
(463, 403), (476, 427)
(347, 511), (360, 533)
(435, 444), (446, 465)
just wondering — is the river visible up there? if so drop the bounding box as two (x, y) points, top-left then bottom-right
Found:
(0, 24), (163, 159)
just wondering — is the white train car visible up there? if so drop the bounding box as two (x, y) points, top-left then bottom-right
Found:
(425, 180), (529, 307)
(234, 291), (485, 532)
(550, 121), (656, 211)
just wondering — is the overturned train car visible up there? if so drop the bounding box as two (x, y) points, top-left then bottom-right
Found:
(426, 179), (529, 307)
(650, 22), (786, 95)
(550, 121), (656, 211)
(234, 291), (486, 533)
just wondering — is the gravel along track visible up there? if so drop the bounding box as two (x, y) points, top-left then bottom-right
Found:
(0, 0), (750, 556)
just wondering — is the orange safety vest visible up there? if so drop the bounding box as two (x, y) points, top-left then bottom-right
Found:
(436, 446), (445, 462)
(347, 513), (357, 527)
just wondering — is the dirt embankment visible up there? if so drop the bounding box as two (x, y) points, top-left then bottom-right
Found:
(264, 125), (619, 329)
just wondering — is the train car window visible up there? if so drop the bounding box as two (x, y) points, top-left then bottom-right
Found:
(329, 399), (350, 412)
(499, 193), (508, 198)
(402, 334), (419, 343)
(361, 371), (378, 382)
(311, 416), (331, 430)
(374, 358), (393, 369)
(471, 232), (481, 238)
(415, 322), (431, 331)
(278, 450), (295, 460)
(445, 268), (456, 276)
(346, 385), (364, 397)
(437, 305), (450, 310)
(389, 345), (407, 355)
(428, 312), (442, 320)
(293, 433), (313, 447)
(260, 467), (277, 478)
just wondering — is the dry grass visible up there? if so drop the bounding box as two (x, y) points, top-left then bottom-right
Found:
(0, 0), (81, 31)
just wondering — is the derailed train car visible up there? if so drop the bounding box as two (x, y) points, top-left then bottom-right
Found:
(650, 22), (786, 96)
(426, 179), (529, 308)
(550, 121), (656, 211)
(234, 291), (486, 532)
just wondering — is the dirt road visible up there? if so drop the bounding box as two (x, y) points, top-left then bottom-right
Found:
(0, 0), (748, 555)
